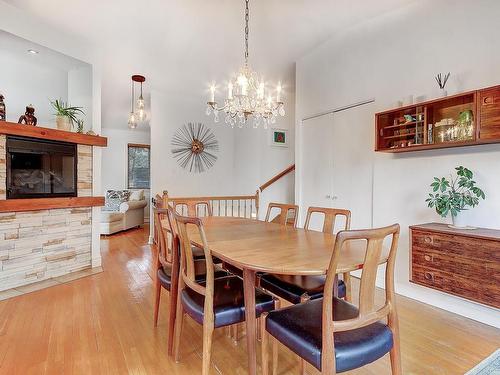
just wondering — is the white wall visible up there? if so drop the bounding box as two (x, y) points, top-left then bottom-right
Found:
(151, 86), (295, 223)
(101, 128), (151, 221)
(0, 49), (68, 125)
(68, 66), (93, 131)
(296, 0), (500, 328)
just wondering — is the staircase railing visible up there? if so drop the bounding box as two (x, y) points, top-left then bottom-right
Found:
(259, 164), (295, 192)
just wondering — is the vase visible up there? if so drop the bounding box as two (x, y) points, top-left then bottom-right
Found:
(56, 115), (71, 131)
(451, 212), (467, 228)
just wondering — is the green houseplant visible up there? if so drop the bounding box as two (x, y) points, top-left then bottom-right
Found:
(50, 99), (84, 131)
(426, 166), (485, 228)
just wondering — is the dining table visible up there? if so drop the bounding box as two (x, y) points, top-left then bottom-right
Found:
(167, 216), (390, 375)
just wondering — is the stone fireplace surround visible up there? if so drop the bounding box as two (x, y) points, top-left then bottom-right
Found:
(0, 125), (106, 293)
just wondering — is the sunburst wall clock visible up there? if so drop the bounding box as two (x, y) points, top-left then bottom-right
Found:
(171, 122), (219, 173)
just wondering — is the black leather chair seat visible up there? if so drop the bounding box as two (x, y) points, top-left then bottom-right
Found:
(191, 245), (222, 264)
(266, 298), (393, 372)
(181, 275), (275, 328)
(157, 261), (228, 290)
(259, 274), (346, 303)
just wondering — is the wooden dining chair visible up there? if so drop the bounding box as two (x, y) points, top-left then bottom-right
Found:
(173, 213), (279, 375)
(152, 194), (165, 245)
(265, 202), (299, 227)
(260, 206), (352, 305)
(261, 224), (402, 375)
(153, 207), (228, 356)
(172, 199), (213, 217)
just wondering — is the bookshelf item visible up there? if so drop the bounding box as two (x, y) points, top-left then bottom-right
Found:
(375, 85), (500, 152)
(410, 223), (500, 309)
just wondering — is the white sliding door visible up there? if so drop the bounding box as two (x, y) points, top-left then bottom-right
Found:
(330, 103), (374, 229)
(299, 114), (334, 231)
(299, 102), (374, 231)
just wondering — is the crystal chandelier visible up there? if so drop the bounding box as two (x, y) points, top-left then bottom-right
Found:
(206, 0), (285, 128)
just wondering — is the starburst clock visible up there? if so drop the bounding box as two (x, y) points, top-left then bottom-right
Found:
(171, 122), (219, 173)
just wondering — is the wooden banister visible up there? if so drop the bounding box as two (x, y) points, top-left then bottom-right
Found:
(259, 164), (295, 192)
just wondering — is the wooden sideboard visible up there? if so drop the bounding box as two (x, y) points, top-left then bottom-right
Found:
(409, 223), (500, 308)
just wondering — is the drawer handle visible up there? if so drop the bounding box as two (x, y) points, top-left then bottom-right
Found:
(424, 254), (433, 262)
(424, 272), (434, 281)
(483, 96), (493, 105)
(424, 236), (433, 244)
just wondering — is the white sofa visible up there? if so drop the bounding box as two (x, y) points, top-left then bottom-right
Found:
(100, 199), (147, 235)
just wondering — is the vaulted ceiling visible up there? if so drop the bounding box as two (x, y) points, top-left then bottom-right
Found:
(4, 0), (416, 130)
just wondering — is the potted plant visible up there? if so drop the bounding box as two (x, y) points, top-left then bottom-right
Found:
(426, 166), (485, 228)
(50, 99), (84, 131)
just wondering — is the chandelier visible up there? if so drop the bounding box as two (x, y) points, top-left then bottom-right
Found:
(206, 0), (285, 128)
(128, 74), (147, 129)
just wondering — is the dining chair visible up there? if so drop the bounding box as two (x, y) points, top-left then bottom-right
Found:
(173, 213), (279, 375)
(265, 202), (299, 227)
(172, 199), (213, 217)
(260, 207), (351, 305)
(261, 224), (401, 375)
(152, 194), (165, 245)
(152, 207), (227, 356)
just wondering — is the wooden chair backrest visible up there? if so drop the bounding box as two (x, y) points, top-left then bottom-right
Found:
(175, 213), (215, 313)
(152, 194), (165, 244)
(172, 199), (213, 217)
(304, 206), (351, 233)
(265, 203), (299, 227)
(153, 207), (179, 270)
(321, 224), (400, 371)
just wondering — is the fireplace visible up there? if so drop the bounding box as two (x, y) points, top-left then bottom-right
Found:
(6, 136), (77, 199)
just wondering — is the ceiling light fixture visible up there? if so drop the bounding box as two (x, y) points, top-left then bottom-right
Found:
(27, 49), (39, 54)
(206, 0), (285, 128)
(128, 74), (146, 129)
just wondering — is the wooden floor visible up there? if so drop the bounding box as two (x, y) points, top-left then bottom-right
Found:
(0, 227), (498, 375)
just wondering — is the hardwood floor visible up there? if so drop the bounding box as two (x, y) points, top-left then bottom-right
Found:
(0, 226), (498, 374)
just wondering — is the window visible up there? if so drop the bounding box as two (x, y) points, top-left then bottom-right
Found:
(127, 143), (150, 189)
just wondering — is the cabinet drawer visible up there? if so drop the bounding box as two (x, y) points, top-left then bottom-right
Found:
(411, 265), (500, 308)
(411, 247), (500, 283)
(411, 230), (500, 263)
(479, 86), (500, 140)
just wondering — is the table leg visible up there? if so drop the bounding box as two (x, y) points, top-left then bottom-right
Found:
(243, 268), (257, 375)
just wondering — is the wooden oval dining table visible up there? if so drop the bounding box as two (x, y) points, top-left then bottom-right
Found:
(164, 216), (390, 375)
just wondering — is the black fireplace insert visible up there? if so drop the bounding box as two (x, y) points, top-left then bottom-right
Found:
(6, 136), (77, 199)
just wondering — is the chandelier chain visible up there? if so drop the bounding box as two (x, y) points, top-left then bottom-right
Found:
(244, 0), (249, 65)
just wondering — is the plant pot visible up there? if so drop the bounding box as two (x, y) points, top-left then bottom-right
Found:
(451, 212), (467, 228)
(56, 115), (71, 131)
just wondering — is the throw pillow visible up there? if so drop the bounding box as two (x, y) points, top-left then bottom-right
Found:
(129, 189), (144, 201)
(104, 190), (131, 211)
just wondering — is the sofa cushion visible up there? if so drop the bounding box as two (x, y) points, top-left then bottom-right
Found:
(100, 211), (124, 223)
(129, 189), (145, 201)
(119, 200), (147, 212)
(105, 190), (131, 211)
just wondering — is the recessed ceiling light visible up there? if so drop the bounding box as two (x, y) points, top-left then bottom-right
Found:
(27, 49), (39, 54)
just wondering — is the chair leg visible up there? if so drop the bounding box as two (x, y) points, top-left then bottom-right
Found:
(201, 320), (215, 375)
(272, 299), (280, 375)
(167, 285), (178, 356)
(299, 359), (307, 375)
(343, 272), (352, 302)
(153, 277), (161, 327)
(230, 324), (239, 344)
(257, 317), (262, 341)
(173, 300), (184, 362)
(261, 313), (269, 375)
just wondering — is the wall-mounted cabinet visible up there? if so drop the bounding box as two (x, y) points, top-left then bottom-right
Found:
(375, 85), (500, 152)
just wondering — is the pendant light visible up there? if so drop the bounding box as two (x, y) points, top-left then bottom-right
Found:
(128, 75), (147, 129)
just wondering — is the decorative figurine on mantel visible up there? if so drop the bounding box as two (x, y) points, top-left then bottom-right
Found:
(18, 104), (37, 126)
(0, 94), (5, 121)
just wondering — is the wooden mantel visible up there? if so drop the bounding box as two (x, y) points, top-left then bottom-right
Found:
(0, 197), (105, 213)
(0, 121), (107, 147)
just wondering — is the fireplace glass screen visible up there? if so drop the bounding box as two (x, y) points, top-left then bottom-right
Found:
(6, 136), (77, 199)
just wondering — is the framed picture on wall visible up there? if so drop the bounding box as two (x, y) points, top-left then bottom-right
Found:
(270, 128), (288, 147)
